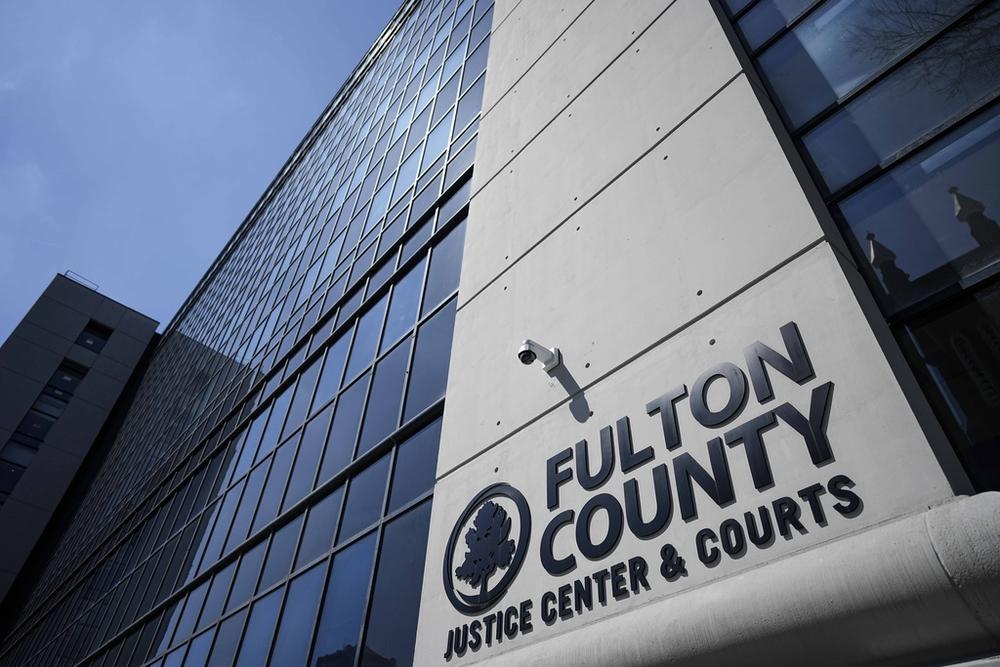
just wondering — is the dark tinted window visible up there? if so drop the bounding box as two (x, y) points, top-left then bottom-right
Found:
(48, 362), (87, 395)
(296, 486), (344, 568)
(76, 320), (113, 353)
(310, 532), (377, 667)
(225, 541), (266, 614)
(196, 561), (235, 633)
(283, 356), (322, 438)
(345, 295), (388, 380)
(361, 501), (433, 667)
(320, 373), (370, 480)
(422, 220), (466, 316)
(257, 515), (302, 593)
(207, 608), (247, 667)
(358, 337), (412, 455)
(381, 259), (426, 352)
(234, 586), (283, 666)
(269, 562), (326, 666)
(253, 441), (295, 533)
(405, 298), (457, 420)
(389, 418), (442, 512)
(313, 332), (351, 413)
(337, 454), (390, 543)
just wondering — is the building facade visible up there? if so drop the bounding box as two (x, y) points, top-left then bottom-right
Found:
(1, 0), (998, 666)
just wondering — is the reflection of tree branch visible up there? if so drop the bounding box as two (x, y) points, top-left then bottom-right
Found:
(849, 1), (1000, 98)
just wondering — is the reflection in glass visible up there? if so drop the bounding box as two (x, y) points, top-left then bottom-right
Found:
(270, 563), (326, 666)
(310, 533), (378, 667)
(738, 0), (812, 50)
(207, 608), (248, 667)
(422, 220), (466, 316)
(337, 454), (391, 543)
(358, 338), (413, 455)
(296, 486), (344, 568)
(319, 373), (371, 481)
(257, 515), (302, 593)
(758, 0), (977, 128)
(803, 3), (1000, 192)
(225, 541), (266, 614)
(839, 107), (1000, 311)
(284, 407), (332, 511)
(405, 298), (458, 420)
(234, 586), (284, 666)
(381, 259), (426, 352)
(345, 296), (389, 380)
(901, 281), (1000, 490)
(361, 501), (433, 667)
(388, 419), (441, 512)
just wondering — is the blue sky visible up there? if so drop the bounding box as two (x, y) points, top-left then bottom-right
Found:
(0, 0), (402, 341)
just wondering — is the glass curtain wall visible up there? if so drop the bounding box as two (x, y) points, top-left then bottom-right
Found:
(0, 0), (493, 665)
(721, 0), (1000, 489)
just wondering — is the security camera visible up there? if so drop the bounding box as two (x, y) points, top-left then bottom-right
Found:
(517, 339), (561, 372)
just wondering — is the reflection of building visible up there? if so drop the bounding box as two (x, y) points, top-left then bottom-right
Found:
(2, 1), (1000, 666)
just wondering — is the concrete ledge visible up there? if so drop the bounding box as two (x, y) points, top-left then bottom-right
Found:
(477, 493), (1000, 666)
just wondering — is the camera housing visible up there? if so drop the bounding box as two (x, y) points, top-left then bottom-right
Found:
(517, 340), (561, 372)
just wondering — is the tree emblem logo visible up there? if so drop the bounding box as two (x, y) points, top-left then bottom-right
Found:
(443, 483), (531, 615)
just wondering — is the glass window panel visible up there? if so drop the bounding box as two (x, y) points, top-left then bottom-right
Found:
(201, 479), (244, 569)
(282, 356), (321, 439)
(406, 298), (457, 420)
(454, 73), (484, 136)
(184, 628), (215, 666)
(839, 106), (1000, 312)
(196, 561), (236, 632)
(361, 501), (433, 667)
(345, 296), (388, 380)
(359, 337), (413, 455)
(422, 220), (466, 316)
(295, 486), (344, 568)
(258, 514), (303, 593)
(1, 441), (37, 468)
(432, 71), (460, 126)
(381, 258), (426, 352)
(225, 541), (267, 614)
(162, 644), (186, 667)
(48, 363), (86, 394)
(461, 35), (489, 93)
(758, 0), (977, 128)
(445, 135), (476, 190)
(283, 409), (330, 512)
(234, 586), (284, 667)
(405, 104), (433, 156)
(389, 418), (442, 512)
(269, 562), (326, 666)
(423, 110), (453, 172)
(319, 373), (371, 481)
(171, 580), (209, 645)
(207, 608), (248, 667)
(224, 462), (268, 554)
(337, 453), (391, 543)
(16, 409), (56, 440)
(738, 0), (813, 51)
(309, 532), (378, 667)
(256, 386), (293, 463)
(313, 331), (351, 413)
(394, 147), (422, 206)
(802, 5), (1000, 192)
(253, 439), (295, 533)
(900, 281), (1000, 490)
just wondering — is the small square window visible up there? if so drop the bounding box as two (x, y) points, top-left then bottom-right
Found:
(48, 362), (87, 395)
(75, 320), (113, 353)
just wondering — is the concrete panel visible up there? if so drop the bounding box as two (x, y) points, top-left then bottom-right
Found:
(10, 321), (73, 356)
(100, 331), (149, 368)
(92, 298), (126, 330)
(463, 0), (741, 302)
(43, 275), (104, 317)
(10, 447), (84, 512)
(416, 243), (955, 665)
(64, 344), (98, 370)
(0, 337), (63, 384)
(492, 0), (522, 31)
(0, 372), (44, 433)
(90, 353), (136, 384)
(44, 401), (111, 457)
(117, 309), (158, 342)
(481, 0), (594, 115)
(0, 500), (50, 572)
(73, 367), (126, 411)
(23, 296), (89, 340)
(476, 0), (672, 183)
(443, 76), (821, 470)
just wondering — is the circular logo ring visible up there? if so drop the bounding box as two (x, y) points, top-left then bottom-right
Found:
(443, 483), (531, 615)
